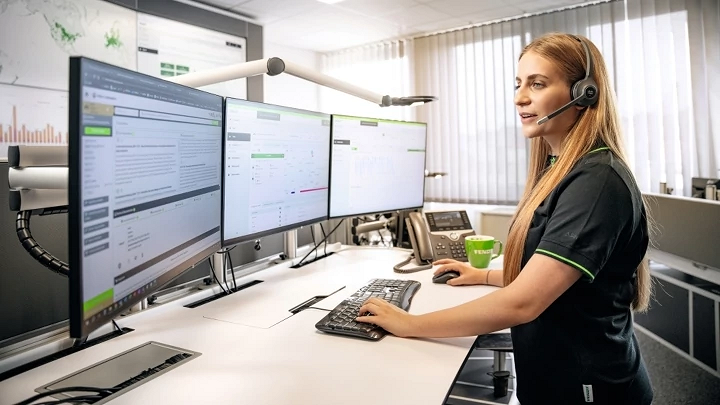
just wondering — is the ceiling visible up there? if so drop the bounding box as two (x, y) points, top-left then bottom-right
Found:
(195, 0), (594, 53)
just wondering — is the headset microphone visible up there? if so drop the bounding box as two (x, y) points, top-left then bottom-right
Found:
(536, 36), (599, 126)
(537, 93), (586, 125)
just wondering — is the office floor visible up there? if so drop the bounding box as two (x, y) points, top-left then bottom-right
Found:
(636, 329), (720, 405)
(446, 329), (720, 405)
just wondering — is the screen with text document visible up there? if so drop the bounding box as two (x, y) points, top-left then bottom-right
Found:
(69, 57), (223, 338)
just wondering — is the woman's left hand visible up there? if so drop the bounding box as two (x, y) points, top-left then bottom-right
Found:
(355, 297), (418, 338)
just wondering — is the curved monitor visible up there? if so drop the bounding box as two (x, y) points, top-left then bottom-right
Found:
(222, 98), (331, 247)
(329, 115), (427, 219)
(69, 57), (223, 338)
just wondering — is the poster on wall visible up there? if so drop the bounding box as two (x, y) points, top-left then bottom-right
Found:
(136, 13), (247, 100)
(0, 0), (137, 160)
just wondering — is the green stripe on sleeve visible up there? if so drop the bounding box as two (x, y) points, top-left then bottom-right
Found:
(535, 249), (595, 280)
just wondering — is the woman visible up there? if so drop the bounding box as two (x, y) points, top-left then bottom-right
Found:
(356, 33), (654, 405)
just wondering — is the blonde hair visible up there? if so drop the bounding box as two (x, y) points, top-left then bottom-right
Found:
(503, 33), (652, 312)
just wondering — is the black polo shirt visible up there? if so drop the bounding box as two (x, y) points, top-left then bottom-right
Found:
(511, 147), (653, 405)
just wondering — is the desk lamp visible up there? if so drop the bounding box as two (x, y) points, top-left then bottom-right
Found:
(7, 57), (437, 276)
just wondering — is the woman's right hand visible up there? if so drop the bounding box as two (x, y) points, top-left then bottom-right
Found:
(432, 259), (485, 286)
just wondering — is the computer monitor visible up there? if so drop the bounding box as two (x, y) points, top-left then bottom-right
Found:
(222, 98), (331, 247)
(646, 193), (720, 272)
(329, 114), (427, 219)
(68, 57), (223, 339)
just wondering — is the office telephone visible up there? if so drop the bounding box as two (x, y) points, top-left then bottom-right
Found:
(394, 210), (476, 273)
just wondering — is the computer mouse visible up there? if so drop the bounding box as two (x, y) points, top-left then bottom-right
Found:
(432, 271), (460, 284)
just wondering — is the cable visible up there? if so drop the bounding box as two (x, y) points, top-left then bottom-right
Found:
(15, 211), (69, 277)
(294, 219), (344, 267)
(226, 251), (238, 292)
(319, 223), (328, 257)
(111, 319), (123, 334)
(216, 246), (236, 254)
(14, 387), (118, 405)
(377, 230), (386, 246)
(310, 226), (318, 260)
(31, 394), (105, 405)
(219, 253), (233, 293)
(207, 257), (229, 295)
(215, 245), (238, 292)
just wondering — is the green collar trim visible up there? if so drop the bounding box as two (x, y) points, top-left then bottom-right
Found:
(588, 146), (610, 154)
(548, 147), (608, 167)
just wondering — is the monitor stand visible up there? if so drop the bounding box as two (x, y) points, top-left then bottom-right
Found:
(289, 224), (338, 269)
(34, 341), (200, 403)
(290, 250), (334, 269)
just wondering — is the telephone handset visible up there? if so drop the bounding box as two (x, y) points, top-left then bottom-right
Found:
(393, 210), (476, 273)
(407, 212), (434, 264)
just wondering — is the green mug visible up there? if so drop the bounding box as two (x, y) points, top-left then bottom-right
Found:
(465, 235), (503, 269)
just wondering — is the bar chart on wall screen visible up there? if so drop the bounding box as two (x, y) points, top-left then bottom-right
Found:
(0, 84), (69, 160)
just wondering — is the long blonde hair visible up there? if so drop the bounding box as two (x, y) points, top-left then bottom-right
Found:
(503, 33), (652, 312)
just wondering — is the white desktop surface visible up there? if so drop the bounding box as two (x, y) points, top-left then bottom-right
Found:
(0, 247), (504, 405)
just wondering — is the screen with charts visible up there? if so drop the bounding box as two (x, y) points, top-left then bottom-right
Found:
(222, 98), (331, 246)
(68, 57), (223, 338)
(329, 115), (427, 218)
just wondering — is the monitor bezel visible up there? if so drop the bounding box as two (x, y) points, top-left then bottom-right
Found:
(221, 97), (332, 248)
(327, 114), (428, 220)
(69, 56), (223, 339)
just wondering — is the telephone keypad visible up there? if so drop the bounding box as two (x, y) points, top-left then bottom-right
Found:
(449, 241), (468, 261)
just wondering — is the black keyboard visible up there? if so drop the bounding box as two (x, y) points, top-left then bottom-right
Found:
(315, 278), (421, 341)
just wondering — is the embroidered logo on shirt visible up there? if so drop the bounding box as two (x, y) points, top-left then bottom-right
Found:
(583, 384), (594, 402)
(564, 231), (578, 239)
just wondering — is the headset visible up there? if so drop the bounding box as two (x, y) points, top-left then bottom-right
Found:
(537, 36), (599, 125)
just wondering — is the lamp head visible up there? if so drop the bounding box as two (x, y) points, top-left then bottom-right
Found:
(424, 170), (448, 179)
(382, 95), (438, 107)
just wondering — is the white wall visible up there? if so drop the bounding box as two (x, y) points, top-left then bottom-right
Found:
(263, 41), (321, 112)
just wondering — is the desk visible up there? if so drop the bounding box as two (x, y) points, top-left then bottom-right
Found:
(0, 246), (508, 405)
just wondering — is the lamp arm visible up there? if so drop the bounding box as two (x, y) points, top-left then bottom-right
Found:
(168, 58), (285, 88)
(168, 57), (436, 107)
(282, 60), (388, 106)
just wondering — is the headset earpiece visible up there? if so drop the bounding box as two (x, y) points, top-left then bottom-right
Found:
(572, 78), (598, 107)
(571, 37), (599, 107)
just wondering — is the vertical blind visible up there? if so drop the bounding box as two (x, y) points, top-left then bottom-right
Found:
(321, 0), (720, 203)
(319, 40), (416, 123)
